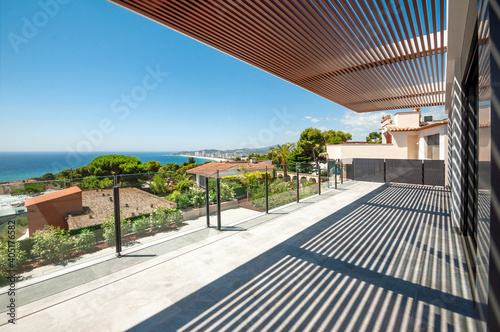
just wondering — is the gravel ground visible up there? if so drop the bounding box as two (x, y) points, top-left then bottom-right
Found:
(67, 188), (176, 229)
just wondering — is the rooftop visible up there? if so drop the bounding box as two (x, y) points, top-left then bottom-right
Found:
(24, 186), (82, 207)
(187, 161), (274, 177)
(385, 119), (449, 132)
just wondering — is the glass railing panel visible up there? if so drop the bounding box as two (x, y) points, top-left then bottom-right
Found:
(267, 164), (298, 210)
(298, 163), (319, 199)
(116, 172), (188, 249)
(0, 176), (114, 286)
(219, 166), (266, 226)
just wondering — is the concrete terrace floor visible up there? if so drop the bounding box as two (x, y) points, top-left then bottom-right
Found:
(1, 181), (482, 331)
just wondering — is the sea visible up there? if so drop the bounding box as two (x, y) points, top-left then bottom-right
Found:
(0, 152), (214, 183)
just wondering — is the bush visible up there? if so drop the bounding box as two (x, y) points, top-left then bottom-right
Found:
(75, 229), (96, 253)
(10, 188), (27, 196)
(150, 206), (170, 230)
(191, 191), (206, 208)
(150, 175), (169, 195)
(169, 209), (184, 225)
(103, 227), (116, 246)
(0, 242), (27, 280)
(219, 182), (235, 201)
(121, 220), (132, 236)
(32, 226), (75, 264)
(24, 183), (47, 194)
(176, 194), (193, 210)
(132, 217), (150, 236)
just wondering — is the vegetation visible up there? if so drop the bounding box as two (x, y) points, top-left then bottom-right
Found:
(0, 217), (28, 244)
(288, 128), (352, 164)
(10, 183), (47, 196)
(32, 226), (75, 264)
(0, 241), (27, 281)
(272, 143), (295, 182)
(366, 131), (382, 143)
(75, 229), (97, 253)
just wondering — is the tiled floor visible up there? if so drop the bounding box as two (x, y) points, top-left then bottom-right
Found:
(1, 182), (482, 331)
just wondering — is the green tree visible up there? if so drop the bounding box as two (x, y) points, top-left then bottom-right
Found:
(150, 174), (169, 195)
(366, 131), (382, 143)
(145, 160), (161, 173)
(176, 174), (194, 192)
(188, 157), (195, 164)
(272, 143), (296, 182)
(87, 155), (144, 176)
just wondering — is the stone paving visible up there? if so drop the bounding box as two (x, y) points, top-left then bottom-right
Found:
(0, 181), (483, 331)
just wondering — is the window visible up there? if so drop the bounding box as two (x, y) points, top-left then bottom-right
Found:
(426, 134), (440, 160)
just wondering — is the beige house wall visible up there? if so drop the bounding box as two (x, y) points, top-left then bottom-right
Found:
(327, 124), (448, 163)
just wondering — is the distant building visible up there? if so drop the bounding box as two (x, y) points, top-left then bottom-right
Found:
(327, 108), (450, 161)
(187, 161), (275, 186)
(25, 186), (83, 237)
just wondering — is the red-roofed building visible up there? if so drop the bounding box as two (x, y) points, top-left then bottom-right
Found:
(25, 187), (83, 237)
(187, 161), (274, 186)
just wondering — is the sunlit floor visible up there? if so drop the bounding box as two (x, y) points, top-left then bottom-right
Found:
(2, 182), (482, 331)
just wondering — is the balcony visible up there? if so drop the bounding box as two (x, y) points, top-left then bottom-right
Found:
(0, 179), (482, 331)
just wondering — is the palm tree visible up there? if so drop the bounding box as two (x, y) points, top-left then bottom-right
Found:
(272, 143), (295, 182)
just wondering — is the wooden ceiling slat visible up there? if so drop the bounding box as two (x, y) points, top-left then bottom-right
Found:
(109, 0), (446, 113)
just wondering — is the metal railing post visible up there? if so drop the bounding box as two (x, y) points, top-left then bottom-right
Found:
(340, 161), (343, 184)
(205, 176), (210, 227)
(265, 166), (269, 213)
(318, 163), (321, 195)
(335, 162), (338, 189)
(216, 170), (221, 230)
(422, 160), (425, 185)
(113, 175), (121, 257)
(384, 160), (387, 182)
(296, 164), (300, 203)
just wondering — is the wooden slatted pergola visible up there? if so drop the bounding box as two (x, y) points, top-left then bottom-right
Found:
(109, 0), (446, 113)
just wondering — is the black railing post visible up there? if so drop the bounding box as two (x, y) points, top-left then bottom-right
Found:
(340, 161), (343, 184)
(296, 164), (300, 203)
(318, 163), (321, 195)
(113, 175), (121, 257)
(216, 170), (221, 230)
(265, 166), (269, 213)
(384, 160), (387, 182)
(422, 160), (425, 185)
(205, 176), (210, 228)
(334, 162), (338, 189)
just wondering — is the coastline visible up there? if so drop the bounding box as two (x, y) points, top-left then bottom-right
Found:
(174, 154), (229, 163)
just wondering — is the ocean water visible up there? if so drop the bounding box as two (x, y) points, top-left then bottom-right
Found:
(0, 152), (212, 183)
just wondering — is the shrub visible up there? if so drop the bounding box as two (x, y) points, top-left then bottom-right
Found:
(0, 242), (27, 279)
(169, 209), (184, 225)
(10, 188), (27, 196)
(219, 182), (235, 201)
(32, 226), (75, 264)
(121, 220), (132, 236)
(176, 194), (193, 210)
(103, 227), (116, 246)
(24, 183), (47, 194)
(191, 191), (206, 208)
(75, 229), (96, 253)
(150, 206), (170, 230)
(132, 217), (150, 236)
(150, 175), (169, 195)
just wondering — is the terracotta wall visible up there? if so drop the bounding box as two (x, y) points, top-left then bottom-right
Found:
(28, 192), (83, 237)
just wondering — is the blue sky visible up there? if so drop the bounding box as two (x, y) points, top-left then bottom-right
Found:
(0, 0), (446, 152)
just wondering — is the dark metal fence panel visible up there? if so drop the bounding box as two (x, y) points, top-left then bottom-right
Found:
(353, 158), (385, 182)
(424, 160), (445, 186)
(386, 159), (423, 184)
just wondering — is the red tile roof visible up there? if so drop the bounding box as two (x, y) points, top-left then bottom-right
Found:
(187, 162), (274, 177)
(25, 186), (82, 206)
(386, 119), (448, 132)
